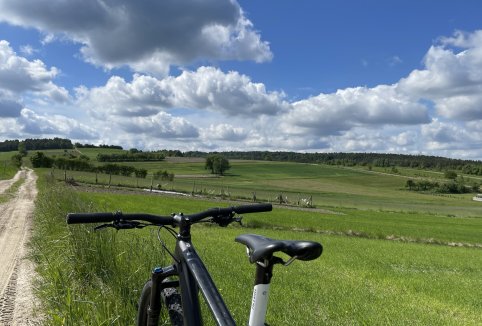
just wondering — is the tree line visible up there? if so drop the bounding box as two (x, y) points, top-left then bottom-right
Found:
(30, 152), (150, 178)
(30, 152), (177, 181)
(0, 138), (73, 152)
(405, 179), (479, 194)
(97, 152), (165, 162)
(74, 143), (123, 150)
(5, 138), (482, 176)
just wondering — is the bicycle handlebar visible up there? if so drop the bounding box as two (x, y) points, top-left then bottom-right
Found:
(66, 203), (272, 225)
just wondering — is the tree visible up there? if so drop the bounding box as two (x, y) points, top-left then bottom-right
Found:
(205, 154), (230, 175)
(30, 152), (54, 168)
(405, 179), (415, 191)
(444, 170), (457, 180)
(11, 153), (23, 168)
(134, 168), (148, 178)
(18, 141), (27, 157)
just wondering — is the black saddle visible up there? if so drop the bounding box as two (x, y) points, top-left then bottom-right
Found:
(235, 234), (322, 264)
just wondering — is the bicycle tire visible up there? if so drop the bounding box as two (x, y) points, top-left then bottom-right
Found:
(136, 279), (183, 326)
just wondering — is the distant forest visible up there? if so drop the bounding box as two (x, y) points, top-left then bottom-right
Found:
(0, 138), (73, 152)
(2, 138), (482, 176)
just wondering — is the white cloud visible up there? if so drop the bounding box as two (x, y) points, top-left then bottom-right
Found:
(19, 44), (37, 56)
(398, 30), (482, 121)
(0, 0), (272, 76)
(0, 40), (69, 102)
(283, 85), (430, 136)
(77, 67), (288, 118)
(116, 111), (199, 139)
(201, 124), (247, 141)
(388, 55), (402, 66)
(19, 108), (97, 139)
(0, 93), (22, 117)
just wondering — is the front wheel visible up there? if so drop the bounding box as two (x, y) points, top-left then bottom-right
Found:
(136, 279), (183, 326)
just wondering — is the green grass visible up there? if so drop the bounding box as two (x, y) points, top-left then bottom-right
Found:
(74, 147), (127, 160)
(46, 158), (482, 217)
(31, 175), (482, 325)
(79, 191), (482, 246)
(0, 151), (20, 180)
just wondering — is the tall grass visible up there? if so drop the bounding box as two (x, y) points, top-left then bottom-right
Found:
(0, 151), (20, 180)
(31, 174), (171, 324)
(79, 191), (482, 246)
(32, 175), (482, 325)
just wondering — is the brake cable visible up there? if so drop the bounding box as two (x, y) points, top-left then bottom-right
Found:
(157, 226), (180, 264)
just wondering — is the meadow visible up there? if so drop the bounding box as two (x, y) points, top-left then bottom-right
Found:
(43, 152), (482, 217)
(0, 151), (19, 180)
(30, 161), (482, 325)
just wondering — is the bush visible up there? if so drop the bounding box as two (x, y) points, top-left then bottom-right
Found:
(30, 152), (54, 168)
(444, 170), (457, 180)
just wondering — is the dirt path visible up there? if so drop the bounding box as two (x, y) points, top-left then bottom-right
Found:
(0, 168), (41, 325)
(0, 171), (23, 195)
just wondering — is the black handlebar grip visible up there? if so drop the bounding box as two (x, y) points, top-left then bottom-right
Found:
(66, 212), (116, 224)
(233, 203), (272, 214)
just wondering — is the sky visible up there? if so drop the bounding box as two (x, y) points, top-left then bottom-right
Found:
(1, 0), (482, 159)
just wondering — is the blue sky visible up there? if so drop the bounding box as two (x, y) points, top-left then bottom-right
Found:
(1, 0), (482, 159)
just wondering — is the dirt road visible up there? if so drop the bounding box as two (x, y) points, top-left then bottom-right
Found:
(0, 169), (41, 325)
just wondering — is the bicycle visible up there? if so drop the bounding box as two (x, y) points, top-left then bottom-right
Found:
(67, 203), (323, 325)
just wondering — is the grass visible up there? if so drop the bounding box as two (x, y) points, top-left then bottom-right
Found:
(0, 150), (20, 180)
(31, 174), (482, 325)
(45, 157), (482, 217)
(79, 191), (482, 246)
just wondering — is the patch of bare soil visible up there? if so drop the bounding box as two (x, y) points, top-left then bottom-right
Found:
(0, 169), (42, 325)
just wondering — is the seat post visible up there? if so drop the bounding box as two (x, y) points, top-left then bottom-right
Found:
(248, 256), (275, 326)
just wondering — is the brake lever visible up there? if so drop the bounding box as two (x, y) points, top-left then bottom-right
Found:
(94, 220), (146, 231)
(212, 214), (243, 227)
(94, 223), (115, 231)
(234, 216), (243, 226)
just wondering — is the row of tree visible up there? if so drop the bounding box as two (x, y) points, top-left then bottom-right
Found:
(405, 179), (479, 194)
(74, 143), (123, 150)
(30, 152), (178, 181)
(30, 152), (151, 178)
(0, 138), (73, 152)
(96, 152), (165, 162)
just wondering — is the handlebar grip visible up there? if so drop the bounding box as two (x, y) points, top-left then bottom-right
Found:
(233, 203), (272, 214)
(67, 212), (116, 224)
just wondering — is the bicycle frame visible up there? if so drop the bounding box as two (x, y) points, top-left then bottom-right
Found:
(147, 214), (272, 326)
(147, 215), (236, 326)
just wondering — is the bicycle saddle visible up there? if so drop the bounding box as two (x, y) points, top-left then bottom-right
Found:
(235, 234), (322, 264)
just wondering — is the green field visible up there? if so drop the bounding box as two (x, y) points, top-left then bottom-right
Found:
(43, 156), (482, 217)
(0, 151), (20, 180)
(31, 169), (482, 325)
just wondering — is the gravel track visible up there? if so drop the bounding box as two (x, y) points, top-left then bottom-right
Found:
(0, 169), (41, 325)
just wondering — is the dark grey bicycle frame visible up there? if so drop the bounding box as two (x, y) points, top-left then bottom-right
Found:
(148, 218), (236, 326)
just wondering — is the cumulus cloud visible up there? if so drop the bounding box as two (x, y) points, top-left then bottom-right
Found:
(283, 85), (430, 136)
(19, 108), (97, 139)
(0, 40), (69, 101)
(0, 0), (272, 76)
(116, 111), (198, 139)
(77, 66), (288, 118)
(399, 30), (482, 121)
(201, 124), (247, 141)
(0, 96), (22, 117)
